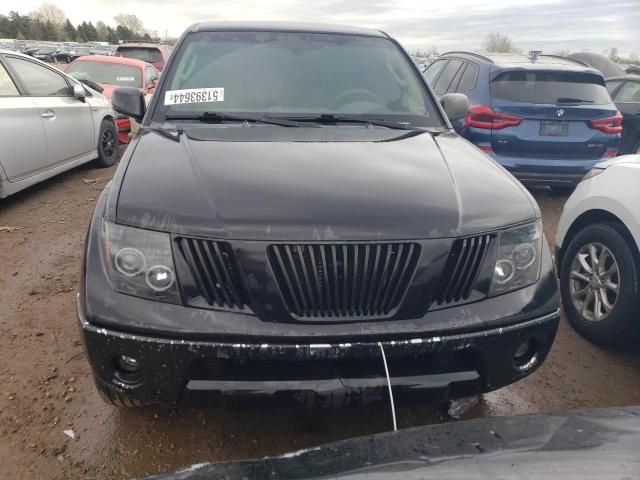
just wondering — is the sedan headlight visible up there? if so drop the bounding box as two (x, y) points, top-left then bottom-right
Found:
(490, 221), (542, 296)
(101, 221), (180, 304)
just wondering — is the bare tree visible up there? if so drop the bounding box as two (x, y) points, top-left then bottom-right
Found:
(31, 3), (67, 26)
(113, 13), (144, 35)
(482, 33), (519, 53)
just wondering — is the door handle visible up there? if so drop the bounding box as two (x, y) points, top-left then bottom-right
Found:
(41, 110), (56, 119)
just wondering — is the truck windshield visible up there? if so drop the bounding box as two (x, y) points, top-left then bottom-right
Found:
(157, 31), (441, 127)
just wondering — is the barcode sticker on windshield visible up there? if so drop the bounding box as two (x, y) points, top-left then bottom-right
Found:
(164, 88), (224, 105)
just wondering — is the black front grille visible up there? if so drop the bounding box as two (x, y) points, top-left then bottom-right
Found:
(268, 243), (420, 320)
(177, 238), (247, 309)
(434, 234), (492, 305)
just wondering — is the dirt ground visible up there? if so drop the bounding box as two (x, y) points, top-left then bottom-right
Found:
(1, 154), (640, 480)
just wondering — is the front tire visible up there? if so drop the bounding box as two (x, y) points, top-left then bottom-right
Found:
(95, 119), (119, 167)
(560, 223), (640, 345)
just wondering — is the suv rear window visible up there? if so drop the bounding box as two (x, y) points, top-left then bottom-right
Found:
(117, 47), (162, 64)
(490, 71), (611, 105)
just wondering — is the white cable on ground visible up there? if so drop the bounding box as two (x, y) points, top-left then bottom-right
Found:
(377, 341), (397, 432)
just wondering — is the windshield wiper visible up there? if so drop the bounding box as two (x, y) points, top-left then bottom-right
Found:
(272, 113), (417, 130)
(164, 112), (300, 127)
(555, 97), (594, 104)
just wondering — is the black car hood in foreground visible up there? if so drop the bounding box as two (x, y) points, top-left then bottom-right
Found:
(114, 127), (538, 240)
(146, 406), (640, 479)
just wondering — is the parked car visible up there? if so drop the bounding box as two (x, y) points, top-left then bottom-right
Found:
(115, 42), (172, 71)
(555, 155), (640, 345)
(0, 50), (118, 198)
(66, 55), (160, 143)
(54, 46), (92, 63)
(423, 51), (622, 190)
(605, 75), (640, 154)
(149, 406), (640, 480)
(626, 65), (640, 75)
(79, 22), (560, 408)
(31, 46), (58, 63)
(567, 52), (626, 79)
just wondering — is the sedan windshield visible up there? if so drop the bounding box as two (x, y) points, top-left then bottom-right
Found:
(158, 31), (441, 127)
(66, 61), (142, 88)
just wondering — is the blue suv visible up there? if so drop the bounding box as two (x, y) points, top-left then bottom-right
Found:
(424, 52), (622, 188)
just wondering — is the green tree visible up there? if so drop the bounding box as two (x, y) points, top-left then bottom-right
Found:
(106, 26), (119, 44)
(63, 19), (76, 41)
(96, 21), (109, 42)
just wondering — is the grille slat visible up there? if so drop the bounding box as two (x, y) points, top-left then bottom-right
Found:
(350, 244), (359, 315)
(194, 240), (222, 306)
(435, 234), (492, 305)
(203, 241), (232, 307)
(373, 245), (393, 314)
(268, 243), (420, 320)
(331, 245), (340, 316)
(384, 243), (416, 312)
(460, 236), (489, 298)
(178, 238), (247, 309)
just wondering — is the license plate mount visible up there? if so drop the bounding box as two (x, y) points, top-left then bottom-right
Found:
(540, 121), (569, 137)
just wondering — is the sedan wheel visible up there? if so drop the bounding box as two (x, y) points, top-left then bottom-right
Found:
(95, 119), (119, 167)
(560, 223), (639, 345)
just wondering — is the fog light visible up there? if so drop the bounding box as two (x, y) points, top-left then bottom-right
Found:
(116, 355), (140, 373)
(113, 355), (144, 386)
(513, 339), (538, 372)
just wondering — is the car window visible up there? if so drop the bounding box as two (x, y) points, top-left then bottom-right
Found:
(117, 47), (162, 64)
(457, 63), (478, 92)
(0, 62), (19, 96)
(6, 57), (71, 96)
(615, 81), (640, 102)
(433, 59), (463, 95)
(145, 66), (159, 87)
(160, 31), (442, 127)
(605, 80), (622, 95)
(66, 60), (143, 88)
(448, 63), (467, 93)
(423, 59), (447, 85)
(490, 70), (611, 105)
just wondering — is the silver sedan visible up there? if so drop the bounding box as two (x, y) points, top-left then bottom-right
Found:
(0, 50), (118, 198)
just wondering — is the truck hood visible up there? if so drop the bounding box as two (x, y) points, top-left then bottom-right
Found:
(115, 126), (538, 240)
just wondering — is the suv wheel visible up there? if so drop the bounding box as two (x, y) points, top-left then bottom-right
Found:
(560, 223), (640, 345)
(96, 119), (119, 167)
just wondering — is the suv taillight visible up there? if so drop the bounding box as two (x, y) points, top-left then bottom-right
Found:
(588, 112), (623, 134)
(465, 105), (523, 130)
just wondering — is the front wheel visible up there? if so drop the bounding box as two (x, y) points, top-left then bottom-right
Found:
(95, 119), (119, 167)
(560, 223), (640, 345)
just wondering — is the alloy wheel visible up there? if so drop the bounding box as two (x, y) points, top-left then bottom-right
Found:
(569, 242), (620, 322)
(101, 128), (115, 158)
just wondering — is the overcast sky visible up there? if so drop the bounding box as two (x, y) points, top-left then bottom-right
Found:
(7, 0), (640, 54)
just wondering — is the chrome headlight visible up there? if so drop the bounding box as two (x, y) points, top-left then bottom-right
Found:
(490, 221), (542, 296)
(102, 221), (180, 304)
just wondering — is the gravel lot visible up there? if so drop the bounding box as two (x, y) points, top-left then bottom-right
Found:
(1, 151), (639, 479)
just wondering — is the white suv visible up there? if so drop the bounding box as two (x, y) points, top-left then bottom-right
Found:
(556, 155), (640, 344)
